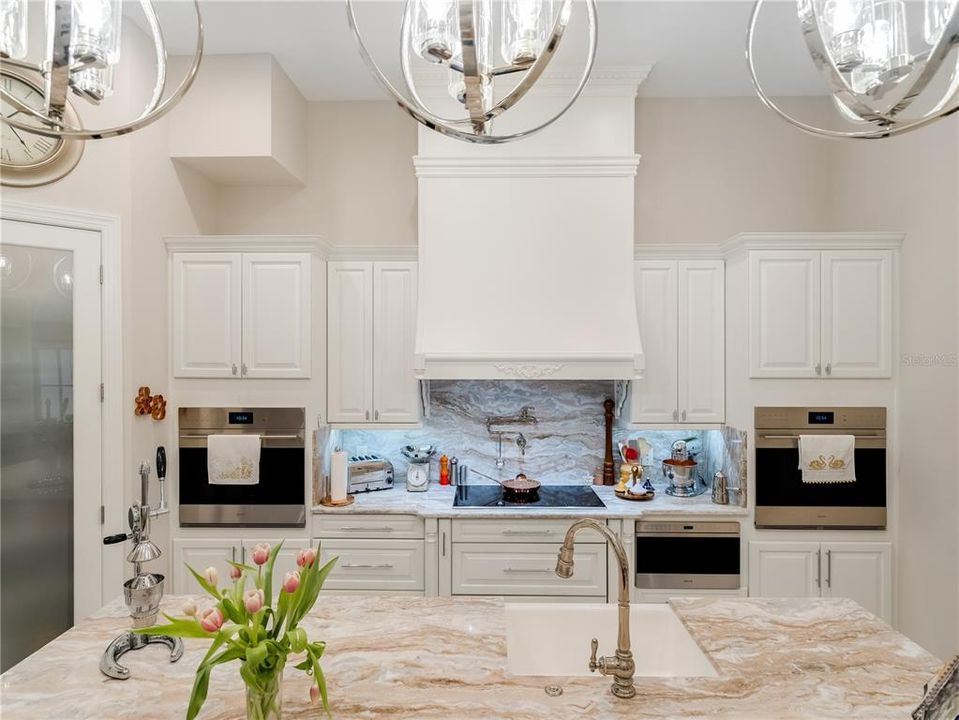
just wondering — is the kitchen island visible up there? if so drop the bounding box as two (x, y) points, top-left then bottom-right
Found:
(0, 594), (939, 720)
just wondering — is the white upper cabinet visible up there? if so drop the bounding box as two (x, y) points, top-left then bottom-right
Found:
(631, 261), (678, 423)
(327, 262), (374, 423)
(328, 261), (419, 425)
(749, 249), (892, 379)
(172, 252), (311, 379)
(821, 251), (893, 378)
(242, 254), (311, 379)
(631, 259), (724, 424)
(678, 260), (725, 424)
(172, 253), (242, 378)
(749, 251), (822, 378)
(373, 263), (419, 423)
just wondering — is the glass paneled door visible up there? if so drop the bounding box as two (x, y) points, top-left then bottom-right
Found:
(0, 219), (102, 672)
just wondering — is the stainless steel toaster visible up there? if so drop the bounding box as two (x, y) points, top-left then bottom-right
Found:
(347, 455), (394, 493)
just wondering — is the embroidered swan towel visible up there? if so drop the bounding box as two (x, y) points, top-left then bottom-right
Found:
(208, 434), (261, 485)
(798, 434), (856, 484)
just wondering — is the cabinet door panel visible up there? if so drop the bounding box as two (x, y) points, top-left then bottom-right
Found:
(172, 253), (241, 378)
(317, 539), (425, 591)
(748, 541), (820, 598)
(172, 538), (240, 595)
(821, 251), (892, 378)
(372, 262), (419, 423)
(327, 263), (374, 423)
(749, 251), (821, 378)
(631, 261), (679, 423)
(678, 260), (725, 423)
(242, 254), (311, 378)
(822, 542), (892, 623)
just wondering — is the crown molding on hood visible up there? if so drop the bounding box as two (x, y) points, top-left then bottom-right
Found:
(413, 353), (644, 381)
(414, 155), (641, 178)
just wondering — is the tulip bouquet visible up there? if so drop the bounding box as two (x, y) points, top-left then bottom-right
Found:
(139, 541), (336, 720)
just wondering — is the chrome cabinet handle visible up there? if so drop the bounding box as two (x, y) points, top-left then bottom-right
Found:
(816, 549), (821, 589)
(825, 549), (832, 588)
(241, 363), (248, 376)
(825, 363), (832, 376)
(672, 409), (679, 421)
(232, 363), (238, 376)
(341, 563), (393, 570)
(375, 409), (380, 421)
(232, 546), (237, 563)
(442, 531), (447, 557)
(502, 529), (552, 536)
(681, 410), (687, 421)
(339, 526), (394, 532)
(365, 410), (370, 421)
(815, 363), (822, 375)
(503, 567), (554, 574)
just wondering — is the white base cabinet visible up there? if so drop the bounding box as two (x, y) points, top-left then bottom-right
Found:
(748, 541), (892, 622)
(172, 537), (309, 595)
(631, 259), (724, 424)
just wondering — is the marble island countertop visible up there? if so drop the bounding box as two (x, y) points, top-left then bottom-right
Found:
(313, 483), (748, 519)
(0, 594), (940, 720)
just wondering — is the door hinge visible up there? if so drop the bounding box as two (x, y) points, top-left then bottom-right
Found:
(99, 265), (104, 285)
(100, 505), (105, 524)
(99, 383), (104, 402)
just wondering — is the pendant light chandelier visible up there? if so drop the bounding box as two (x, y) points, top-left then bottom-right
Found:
(0, 0), (203, 140)
(748, 0), (959, 138)
(347, 0), (597, 144)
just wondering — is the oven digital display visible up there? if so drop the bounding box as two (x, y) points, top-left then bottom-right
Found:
(228, 412), (254, 424)
(808, 411), (835, 425)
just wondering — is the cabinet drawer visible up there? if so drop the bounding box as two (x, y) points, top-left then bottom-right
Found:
(452, 542), (607, 596)
(318, 539), (425, 591)
(314, 514), (424, 539)
(451, 518), (605, 544)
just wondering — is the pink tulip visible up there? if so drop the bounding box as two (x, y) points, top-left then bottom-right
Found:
(250, 543), (271, 566)
(282, 570), (300, 594)
(203, 566), (218, 587)
(182, 602), (197, 617)
(244, 588), (264, 614)
(229, 565), (242, 581)
(296, 548), (316, 568)
(309, 685), (320, 705)
(198, 607), (224, 632)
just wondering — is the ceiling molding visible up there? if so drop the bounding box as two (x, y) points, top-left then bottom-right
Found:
(414, 155), (641, 178)
(721, 232), (906, 255)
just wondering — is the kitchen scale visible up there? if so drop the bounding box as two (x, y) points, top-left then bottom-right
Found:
(402, 445), (435, 492)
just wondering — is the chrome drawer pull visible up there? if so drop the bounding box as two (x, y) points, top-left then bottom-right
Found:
(501, 529), (553, 536)
(503, 567), (554, 574)
(338, 526), (395, 532)
(341, 563), (394, 569)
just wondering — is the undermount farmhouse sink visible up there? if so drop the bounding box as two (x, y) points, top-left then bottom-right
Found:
(505, 603), (718, 678)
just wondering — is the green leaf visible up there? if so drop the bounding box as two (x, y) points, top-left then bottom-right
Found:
(262, 540), (284, 608)
(308, 646), (331, 717)
(290, 556), (337, 628)
(187, 564), (222, 599)
(287, 627), (307, 654)
(220, 596), (245, 625)
(246, 641), (269, 670)
(136, 614), (215, 639)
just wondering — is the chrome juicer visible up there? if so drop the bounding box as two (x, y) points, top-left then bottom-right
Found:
(100, 449), (183, 679)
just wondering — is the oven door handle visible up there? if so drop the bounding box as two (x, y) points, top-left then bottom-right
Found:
(634, 533), (741, 539)
(179, 434), (301, 440)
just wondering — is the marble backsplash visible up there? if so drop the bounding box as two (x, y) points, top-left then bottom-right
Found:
(335, 381), (729, 490)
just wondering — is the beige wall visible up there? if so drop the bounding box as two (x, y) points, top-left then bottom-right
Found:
(830, 116), (959, 660)
(634, 97), (836, 245)
(212, 101), (418, 243)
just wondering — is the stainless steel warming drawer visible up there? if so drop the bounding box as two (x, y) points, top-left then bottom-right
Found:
(634, 521), (741, 591)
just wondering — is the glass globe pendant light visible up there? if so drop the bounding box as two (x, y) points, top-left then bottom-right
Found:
(0, 0), (203, 141)
(347, 0), (598, 144)
(747, 0), (959, 138)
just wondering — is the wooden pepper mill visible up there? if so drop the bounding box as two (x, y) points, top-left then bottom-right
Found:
(603, 398), (615, 485)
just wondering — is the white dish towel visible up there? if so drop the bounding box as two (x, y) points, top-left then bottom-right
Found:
(207, 434), (261, 485)
(798, 435), (856, 484)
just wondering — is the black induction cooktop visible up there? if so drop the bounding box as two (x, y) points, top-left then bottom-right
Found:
(453, 484), (606, 508)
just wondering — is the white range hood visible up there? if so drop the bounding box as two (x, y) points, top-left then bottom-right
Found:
(413, 68), (649, 380)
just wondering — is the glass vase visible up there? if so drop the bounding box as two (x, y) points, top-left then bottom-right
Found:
(245, 672), (283, 720)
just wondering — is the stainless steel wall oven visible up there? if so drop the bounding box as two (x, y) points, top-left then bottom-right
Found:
(754, 407), (887, 529)
(178, 407), (306, 527)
